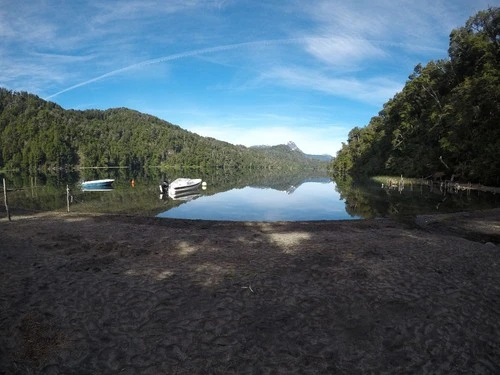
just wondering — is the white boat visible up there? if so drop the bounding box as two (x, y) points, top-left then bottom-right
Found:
(167, 178), (202, 196)
(81, 179), (114, 190)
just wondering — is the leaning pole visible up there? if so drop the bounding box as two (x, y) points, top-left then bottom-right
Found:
(3, 178), (11, 221)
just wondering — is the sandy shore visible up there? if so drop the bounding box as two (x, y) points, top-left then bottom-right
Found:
(1, 210), (500, 374)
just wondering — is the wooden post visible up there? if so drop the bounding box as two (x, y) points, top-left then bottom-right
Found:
(66, 185), (70, 212)
(3, 178), (11, 221)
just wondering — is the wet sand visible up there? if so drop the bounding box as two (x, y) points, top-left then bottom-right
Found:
(1, 210), (500, 374)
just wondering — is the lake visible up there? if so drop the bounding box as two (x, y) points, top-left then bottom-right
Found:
(157, 181), (359, 221)
(1, 169), (500, 221)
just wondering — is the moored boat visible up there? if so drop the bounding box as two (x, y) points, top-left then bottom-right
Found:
(164, 178), (202, 197)
(81, 179), (114, 190)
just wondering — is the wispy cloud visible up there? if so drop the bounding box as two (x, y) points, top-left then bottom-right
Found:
(0, 4), (57, 43)
(43, 38), (303, 99)
(42, 32), (401, 101)
(0, 0), (231, 94)
(304, 35), (387, 66)
(262, 66), (402, 106)
(301, 0), (492, 52)
(90, 0), (213, 24)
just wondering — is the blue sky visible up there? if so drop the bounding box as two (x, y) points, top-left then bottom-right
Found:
(0, 0), (493, 155)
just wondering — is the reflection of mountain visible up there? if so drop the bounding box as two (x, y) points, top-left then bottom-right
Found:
(249, 176), (331, 194)
(201, 168), (330, 196)
(301, 178), (331, 184)
(251, 178), (329, 195)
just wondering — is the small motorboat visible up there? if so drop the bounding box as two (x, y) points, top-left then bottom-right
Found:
(160, 178), (202, 197)
(81, 179), (114, 190)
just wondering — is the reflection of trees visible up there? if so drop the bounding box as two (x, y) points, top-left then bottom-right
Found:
(3, 168), (331, 215)
(334, 176), (387, 218)
(333, 176), (500, 219)
(6, 168), (499, 218)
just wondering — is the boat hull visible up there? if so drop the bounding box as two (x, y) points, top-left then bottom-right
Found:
(167, 178), (202, 196)
(81, 179), (114, 190)
(81, 188), (114, 192)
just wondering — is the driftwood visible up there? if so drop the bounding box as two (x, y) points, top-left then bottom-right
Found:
(439, 156), (450, 170)
(424, 171), (446, 181)
(383, 176), (405, 193)
(383, 176), (500, 195)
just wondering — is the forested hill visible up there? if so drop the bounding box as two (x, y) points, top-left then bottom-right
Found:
(0, 89), (325, 171)
(330, 7), (500, 186)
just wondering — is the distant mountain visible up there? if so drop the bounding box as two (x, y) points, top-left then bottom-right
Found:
(252, 141), (332, 162)
(286, 141), (301, 152)
(249, 143), (320, 167)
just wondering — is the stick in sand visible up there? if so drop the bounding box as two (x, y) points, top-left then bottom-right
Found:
(3, 178), (11, 221)
(66, 185), (70, 213)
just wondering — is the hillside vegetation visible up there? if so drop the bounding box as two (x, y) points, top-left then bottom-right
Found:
(330, 7), (500, 186)
(0, 90), (325, 172)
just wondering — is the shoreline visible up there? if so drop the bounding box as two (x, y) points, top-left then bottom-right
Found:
(1, 209), (499, 373)
(2, 207), (500, 242)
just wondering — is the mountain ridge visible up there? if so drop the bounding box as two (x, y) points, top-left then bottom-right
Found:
(252, 141), (332, 162)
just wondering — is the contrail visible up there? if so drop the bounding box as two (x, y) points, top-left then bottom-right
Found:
(44, 36), (434, 100)
(45, 38), (299, 100)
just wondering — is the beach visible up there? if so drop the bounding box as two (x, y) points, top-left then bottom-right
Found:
(1, 210), (500, 374)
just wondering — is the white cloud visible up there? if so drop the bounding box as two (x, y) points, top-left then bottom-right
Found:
(262, 66), (403, 106)
(90, 0), (203, 24)
(305, 1), (388, 37)
(301, 0), (494, 53)
(304, 36), (386, 66)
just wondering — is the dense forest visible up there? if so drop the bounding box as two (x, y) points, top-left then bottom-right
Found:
(330, 7), (500, 186)
(0, 90), (325, 172)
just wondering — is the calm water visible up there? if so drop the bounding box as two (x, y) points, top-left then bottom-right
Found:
(2, 169), (500, 221)
(157, 182), (359, 221)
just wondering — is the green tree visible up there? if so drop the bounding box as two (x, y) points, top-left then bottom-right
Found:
(331, 7), (500, 185)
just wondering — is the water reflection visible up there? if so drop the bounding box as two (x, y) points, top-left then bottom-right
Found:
(1, 168), (499, 221)
(160, 192), (201, 201)
(334, 176), (500, 219)
(157, 182), (358, 221)
(0, 168), (333, 218)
